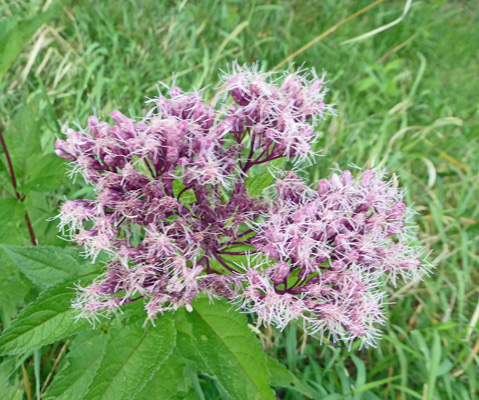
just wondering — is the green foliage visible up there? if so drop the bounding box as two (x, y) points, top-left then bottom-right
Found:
(0, 359), (24, 400)
(4, 106), (42, 184)
(0, 5), (59, 83)
(173, 179), (197, 205)
(0, 199), (28, 245)
(44, 330), (108, 400)
(0, 248), (31, 327)
(0, 104), (67, 246)
(2, 105), (66, 192)
(265, 355), (313, 398)
(182, 298), (275, 400)
(137, 350), (193, 400)
(245, 158), (284, 197)
(84, 315), (176, 400)
(17, 154), (66, 193)
(1, 245), (95, 287)
(0, 272), (97, 356)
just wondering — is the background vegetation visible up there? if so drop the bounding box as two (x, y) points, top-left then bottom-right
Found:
(0, 0), (478, 398)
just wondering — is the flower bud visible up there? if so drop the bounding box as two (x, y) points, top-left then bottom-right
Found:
(166, 146), (179, 163)
(317, 179), (330, 195)
(54, 147), (76, 161)
(361, 170), (375, 188)
(272, 262), (290, 284)
(341, 170), (352, 185)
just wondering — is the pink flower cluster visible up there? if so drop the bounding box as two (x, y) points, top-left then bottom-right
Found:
(55, 65), (427, 346)
(239, 169), (425, 345)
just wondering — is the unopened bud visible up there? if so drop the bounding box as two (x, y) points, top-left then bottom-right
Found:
(317, 179), (330, 195)
(272, 262), (290, 284)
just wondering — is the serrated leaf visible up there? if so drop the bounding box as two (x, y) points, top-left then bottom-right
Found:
(84, 315), (176, 400)
(44, 330), (108, 400)
(0, 272), (98, 356)
(0, 6), (59, 82)
(1, 245), (94, 287)
(185, 298), (275, 400)
(137, 349), (191, 400)
(0, 248), (31, 327)
(265, 355), (313, 398)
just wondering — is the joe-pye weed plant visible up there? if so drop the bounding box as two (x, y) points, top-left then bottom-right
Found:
(9, 62), (424, 399)
(0, 61), (430, 399)
(2, 1), (474, 398)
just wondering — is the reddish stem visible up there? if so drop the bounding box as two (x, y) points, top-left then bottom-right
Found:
(0, 128), (37, 245)
(0, 130), (19, 193)
(177, 185), (193, 200)
(221, 239), (252, 247)
(206, 258), (211, 274)
(212, 251), (237, 273)
(237, 228), (254, 238)
(252, 154), (284, 166)
(217, 250), (249, 256)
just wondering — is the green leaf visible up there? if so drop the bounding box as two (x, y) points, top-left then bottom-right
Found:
(245, 158), (284, 197)
(0, 359), (24, 400)
(1, 245), (94, 287)
(0, 248), (31, 327)
(0, 199), (28, 245)
(84, 314), (176, 400)
(173, 179), (197, 205)
(1, 105), (66, 247)
(4, 106), (43, 185)
(184, 298), (275, 400)
(352, 376), (400, 394)
(0, 6), (60, 83)
(0, 272), (98, 356)
(352, 355), (366, 400)
(44, 330), (108, 400)
(17, 154), (66, 193)
(137, 349), (191, 400)
(265, 355), (313, 398)
(426, 331), (442, 400)
(174, 309), (206, 362)
(23, 191), (68, 246)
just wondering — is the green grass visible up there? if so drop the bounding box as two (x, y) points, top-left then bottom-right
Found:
(1, 0), (478, 398)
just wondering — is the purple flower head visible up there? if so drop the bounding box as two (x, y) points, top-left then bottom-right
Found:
(55, 64), (429, 347)
(231, 168), (430, 347)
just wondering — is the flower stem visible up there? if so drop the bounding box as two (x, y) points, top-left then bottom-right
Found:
(212, 251), (237, 273)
